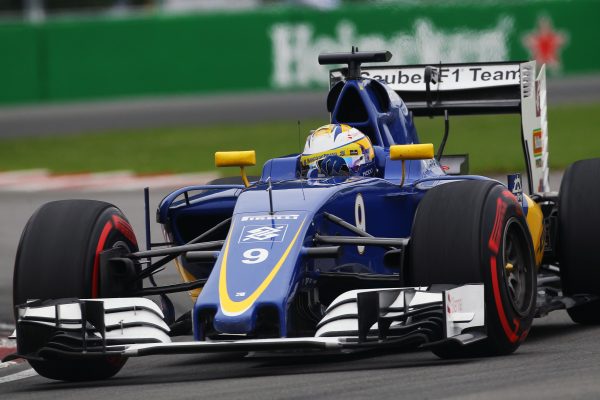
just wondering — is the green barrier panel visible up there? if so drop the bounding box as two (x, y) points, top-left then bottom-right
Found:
(269, 1), (600, 89)
(0, 23), (41, 103)
(0, 0), (598, 104)
(42, 12), (282, 100)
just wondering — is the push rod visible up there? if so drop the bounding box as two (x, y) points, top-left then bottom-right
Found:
(314, 234), (408, 247)
(135, 279), (207, 296)
(129, 241), (224, 259)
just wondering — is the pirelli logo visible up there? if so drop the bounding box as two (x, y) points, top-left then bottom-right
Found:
(241, 214), (299, 221)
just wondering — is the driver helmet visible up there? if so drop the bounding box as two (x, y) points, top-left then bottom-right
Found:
(300, 124), (376, 177)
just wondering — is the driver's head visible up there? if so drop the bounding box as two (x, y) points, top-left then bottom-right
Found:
(300, 124), (375, 177)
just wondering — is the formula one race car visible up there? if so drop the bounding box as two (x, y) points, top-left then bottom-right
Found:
(7, 50), (600, 381)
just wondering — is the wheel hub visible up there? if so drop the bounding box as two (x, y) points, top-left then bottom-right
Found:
(502, 218), (535, 316)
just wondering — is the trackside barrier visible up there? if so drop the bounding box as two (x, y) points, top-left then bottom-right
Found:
(0, 0), (598, 105)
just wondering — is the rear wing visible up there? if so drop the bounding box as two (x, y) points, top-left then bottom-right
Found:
(329, 61), (549, 194)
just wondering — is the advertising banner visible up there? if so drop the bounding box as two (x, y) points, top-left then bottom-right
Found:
(0, 0), (598, 104)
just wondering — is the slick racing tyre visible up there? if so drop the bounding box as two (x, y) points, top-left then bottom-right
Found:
(558, 158), (600, 324)
(408, 180), (536, 357)
(13, 200), (139, 381)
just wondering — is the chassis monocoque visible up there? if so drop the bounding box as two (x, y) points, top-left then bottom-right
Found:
(7, 50), (600, 381)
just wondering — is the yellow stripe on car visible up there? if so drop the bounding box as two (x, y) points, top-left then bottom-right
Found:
(219, 218), (307, 316)
(174, 258), (203, 301)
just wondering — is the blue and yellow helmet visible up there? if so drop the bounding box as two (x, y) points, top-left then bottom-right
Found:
(301, 124), (376, 177)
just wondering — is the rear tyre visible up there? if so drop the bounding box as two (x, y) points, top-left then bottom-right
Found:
(408, 180), (536, 357)
(13, 200), (139, 381)
(558, 158), (600, 324)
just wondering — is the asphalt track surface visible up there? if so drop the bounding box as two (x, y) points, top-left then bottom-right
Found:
(0, 91), (327, 137)
(0, 76), (597, 396)
(0, 74), (600, 137)
(1, 310), (600, 399)
(3, 172), (600, 398)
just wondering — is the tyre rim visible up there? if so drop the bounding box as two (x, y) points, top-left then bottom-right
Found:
(502, 218), (534, 316)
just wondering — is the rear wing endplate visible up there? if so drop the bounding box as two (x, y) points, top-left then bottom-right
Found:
(329, 61), (549, 193)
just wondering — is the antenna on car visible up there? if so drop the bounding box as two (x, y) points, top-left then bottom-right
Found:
(267, 176), (274, 215)
(297, 120), (302, 154)
(436, 110), (450, 161)
(298, 120), (306, 200)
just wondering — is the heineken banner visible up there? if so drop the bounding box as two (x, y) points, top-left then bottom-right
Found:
(0, 0), (598, 104)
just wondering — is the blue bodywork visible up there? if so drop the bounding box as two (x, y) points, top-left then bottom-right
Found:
(157, 76), (494, 340)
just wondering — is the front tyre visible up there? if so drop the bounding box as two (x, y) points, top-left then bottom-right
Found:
(408, 180), (536, 357)
(13, 200), (139, 381)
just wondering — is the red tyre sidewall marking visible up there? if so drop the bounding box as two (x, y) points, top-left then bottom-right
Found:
(91, 220), (113, 298)
(488, 192), (522, 344)
(112, 215), (137, 246)
(91, 215), (137, 298)
(489, 257), (519, 343)
(488, 198), (506, 254)
(501, 190), (517, 202)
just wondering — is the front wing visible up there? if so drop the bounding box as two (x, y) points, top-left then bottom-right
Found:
(6, 285), (486, 362)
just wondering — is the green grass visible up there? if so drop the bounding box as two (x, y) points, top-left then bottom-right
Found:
(0, 119), (327, 176)
(0, 103), (598, 175)
(416, 103), (600, 174)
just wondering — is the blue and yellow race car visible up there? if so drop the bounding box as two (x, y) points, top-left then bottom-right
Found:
(8, 50), (600, 381)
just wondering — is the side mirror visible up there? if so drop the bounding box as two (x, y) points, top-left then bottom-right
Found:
(214, 150), (256, 187)
(389, 144), (434, 186)
(389, 144), (434, 161)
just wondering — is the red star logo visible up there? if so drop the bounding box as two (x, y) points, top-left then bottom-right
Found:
(523, 17), (568, 70)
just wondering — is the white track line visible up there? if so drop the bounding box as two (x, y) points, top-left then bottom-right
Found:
(0, 169), (49, 185)
(0, 323), (15, 331)
(0, 368), (37, 384)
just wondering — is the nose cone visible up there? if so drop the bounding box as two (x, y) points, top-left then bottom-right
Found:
(195, 211), (309, 337)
